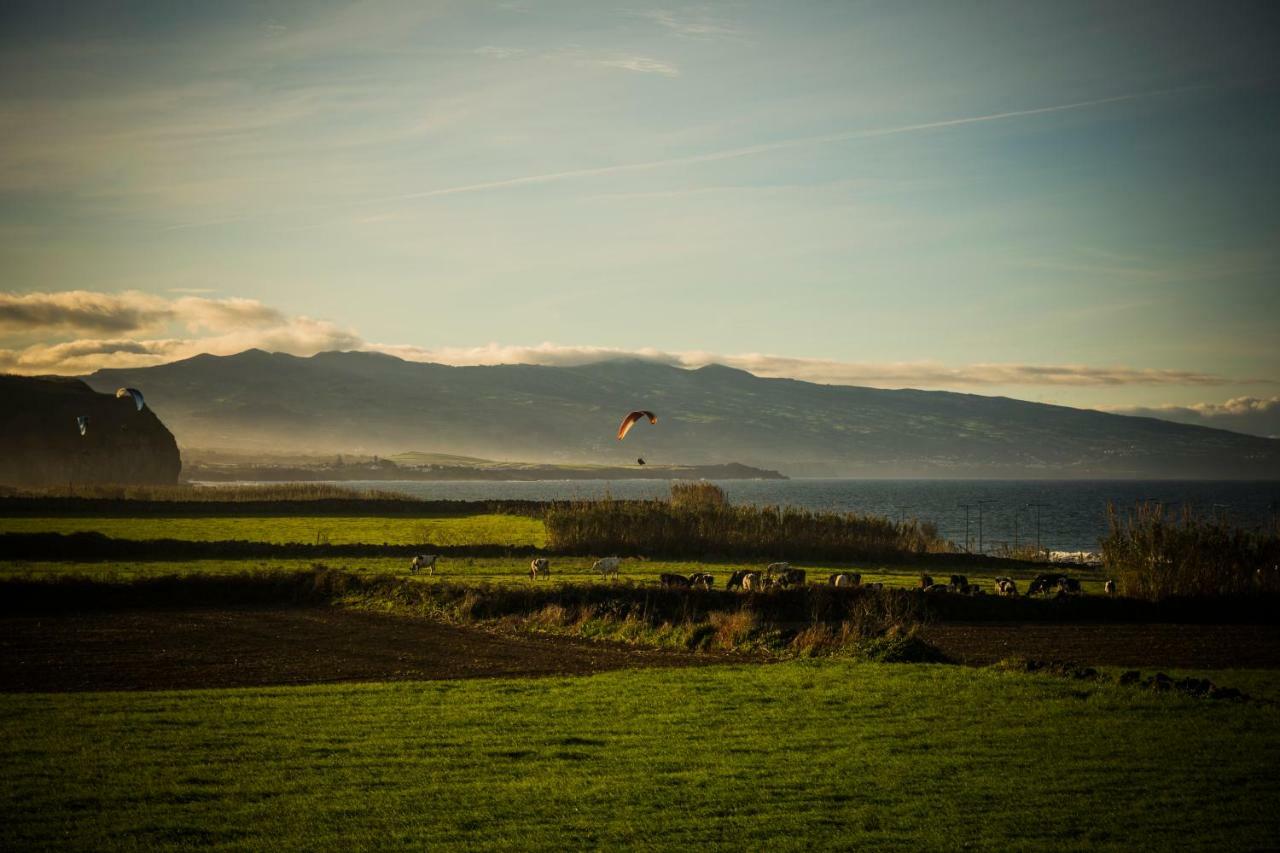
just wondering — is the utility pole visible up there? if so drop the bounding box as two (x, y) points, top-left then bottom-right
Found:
(958, 504), (973, 553)
(976, 500), (997, 555)
(1013, 509), (1020, 551)
(1026, 502), (1049, 556)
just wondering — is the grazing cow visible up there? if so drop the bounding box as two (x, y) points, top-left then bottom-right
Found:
(660, 573), (692, 589)
(919, 574), (934, 590)
(1028, 573), (1067, 596)
(766, 562), (790, 576)
(410, 554), (438, 575)
(529, 558), (550, 580)
(863, 582), (885, 591)
(1058, 577), (1082, 594)
(592, 557), (621, 579)
(726, 570), (752, 590)
(949, 574), (968, 589)
(1104, 578), (1117, 596)
(830, 572), (861, 587)
(777, 568), (806, 588)
(924, 583), (951, 593)
(741, 572), (762, 591)
(995, 577), (1019, 597)
(689, 572), (715, 590)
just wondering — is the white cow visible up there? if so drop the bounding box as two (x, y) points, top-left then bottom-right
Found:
(592, 557), (621, 579)
(410, 554), (438, 575)
(741, 571), (762, 591)
(529, 558), (550, 580)
(1104, 578), (1117, 596)
(995, 577), (1019, 597)
(766, 561), (790, 575)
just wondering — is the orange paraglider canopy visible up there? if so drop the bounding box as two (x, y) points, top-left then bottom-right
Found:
(617, 410), (657, 440)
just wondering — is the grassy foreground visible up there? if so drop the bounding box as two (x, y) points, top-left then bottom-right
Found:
(2, 662), (1277, 851)
(0, 514), (545, 547)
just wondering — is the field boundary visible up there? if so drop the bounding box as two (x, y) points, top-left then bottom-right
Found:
(0, 530), (1081, 570)
(3, 568), (1276, 625)
(0, 496), (551, 517)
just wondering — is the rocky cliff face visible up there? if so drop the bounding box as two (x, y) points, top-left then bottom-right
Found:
(0, 376), (181, 487)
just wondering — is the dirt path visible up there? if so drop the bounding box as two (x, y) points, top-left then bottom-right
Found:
(922, 623), (1280, 669)
(0, 607), (730, 693)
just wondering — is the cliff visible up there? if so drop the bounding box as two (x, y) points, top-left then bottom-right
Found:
(0, 376), (181, 487)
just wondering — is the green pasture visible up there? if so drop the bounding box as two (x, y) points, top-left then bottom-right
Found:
(0, 514), (545, 548)
(0, 554), (1107, 593)
(2, 661), (1277, 851)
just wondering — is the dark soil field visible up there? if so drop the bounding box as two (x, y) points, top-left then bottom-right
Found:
(922, 623), (1280, 669)
(0, 607), (727, 692)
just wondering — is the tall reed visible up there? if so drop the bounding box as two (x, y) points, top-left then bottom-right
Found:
(1101, 502), (1280, 599)
(544, 483), (949, 560)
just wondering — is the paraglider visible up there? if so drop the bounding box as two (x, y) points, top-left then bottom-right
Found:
(75, 415), (89, 436)
(116, 387), (145, 411)
(616, 410), (656, 441)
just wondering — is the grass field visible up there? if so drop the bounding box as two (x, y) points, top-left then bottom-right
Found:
(0, 554), (1107, 592)
(2, 661), (1277, 851)
(0, 514), (546, 547)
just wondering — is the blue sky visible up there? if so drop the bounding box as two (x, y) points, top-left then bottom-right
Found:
(1, 1), (1277, 431)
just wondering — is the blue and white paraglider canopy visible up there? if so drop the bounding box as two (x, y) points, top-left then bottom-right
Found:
(116, 387), (145, 411)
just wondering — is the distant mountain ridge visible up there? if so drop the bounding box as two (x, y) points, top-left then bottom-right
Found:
(83, 349), (1280, 479)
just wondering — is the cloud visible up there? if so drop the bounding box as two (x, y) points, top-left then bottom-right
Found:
(1103, 397), (1280, 438)
(170, 296), (284, 332)
(473, 46), (526, 60)
(630, 9), (746, 41)
(585, 56), (680, 77)
(364, 342), (1238, 388)
(0, 317), (360, 375)
(0, 290), (288, 336)
(0, 290), (354, 373)
(0, 291), (171, 335)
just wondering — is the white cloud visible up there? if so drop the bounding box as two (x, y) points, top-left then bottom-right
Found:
(0, 290), (171, 335)
(0, 317), (359, 375)
(0, 290), (287, 336)
(585, 55), (680, 77)
(1102, 397), (1280, 439)
(630, 9), (746, 41)
(473, 46), (527, 60)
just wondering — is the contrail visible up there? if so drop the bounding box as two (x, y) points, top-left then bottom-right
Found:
(165, 86), (1197, 230)
(378, 90), (1172, 203)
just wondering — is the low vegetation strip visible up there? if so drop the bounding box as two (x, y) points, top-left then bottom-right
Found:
(0, 493), (552, 518)
(2, 663), (1277, 850)
(4, 568), (1276, 634)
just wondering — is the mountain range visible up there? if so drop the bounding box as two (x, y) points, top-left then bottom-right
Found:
(82, 349), (1279, 479)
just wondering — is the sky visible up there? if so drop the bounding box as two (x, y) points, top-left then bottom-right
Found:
(1, 1), (1278, 435)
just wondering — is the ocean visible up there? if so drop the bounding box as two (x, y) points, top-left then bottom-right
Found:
(225, 478), (1280, 554)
